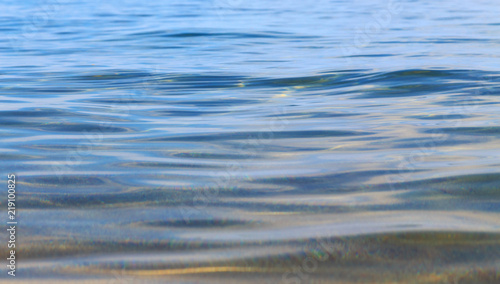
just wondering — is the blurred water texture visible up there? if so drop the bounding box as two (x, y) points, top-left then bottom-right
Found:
(0, 0), (500, 283)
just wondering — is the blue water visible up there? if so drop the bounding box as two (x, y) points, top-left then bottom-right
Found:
(1, 0), (500, 283)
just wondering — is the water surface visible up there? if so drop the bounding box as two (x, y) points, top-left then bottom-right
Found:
(1, 0), (500, 283)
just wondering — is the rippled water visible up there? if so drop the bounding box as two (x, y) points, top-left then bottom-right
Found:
(1, 0), (500, 283)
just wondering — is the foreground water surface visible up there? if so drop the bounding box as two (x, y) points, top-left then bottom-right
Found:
(1, 0), (500, 283)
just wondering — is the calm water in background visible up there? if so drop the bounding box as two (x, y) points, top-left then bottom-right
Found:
(1, 0), (500, 283)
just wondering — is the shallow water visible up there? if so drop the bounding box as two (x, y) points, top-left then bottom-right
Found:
(1, 0), (500, 283)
